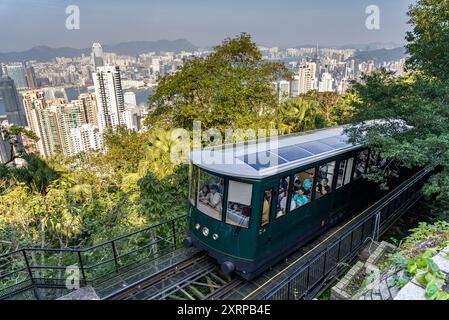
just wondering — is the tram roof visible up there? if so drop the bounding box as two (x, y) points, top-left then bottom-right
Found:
(190, 126), (361, 180)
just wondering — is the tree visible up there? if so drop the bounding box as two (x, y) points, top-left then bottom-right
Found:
(406, 0), (449, 81)
(346, 72), (449, 219)
(145, 33), (291, 132)
(277, 97), (325, 134)
(346, 0), (449, 220)
(0, 124), (38, 165)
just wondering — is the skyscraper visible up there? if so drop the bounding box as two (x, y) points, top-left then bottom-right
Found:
(5, 63), (28, 89)
(92, 66), (125, 132)
(25, 62), (37, 89)
(91, 43), (105, 69)
(0, 75), (28, 126)
(318, 72), (334, 92)
(292, 63), (315, 95)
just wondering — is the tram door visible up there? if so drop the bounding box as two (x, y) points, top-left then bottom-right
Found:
(257, 186), (275, 257)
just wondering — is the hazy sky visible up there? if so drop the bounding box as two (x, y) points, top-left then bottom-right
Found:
(0, 0), (416, 52)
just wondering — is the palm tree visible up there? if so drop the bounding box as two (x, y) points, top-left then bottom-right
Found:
(277, 97), (324, 134)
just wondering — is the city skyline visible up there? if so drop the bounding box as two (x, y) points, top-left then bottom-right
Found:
(0, 0), (415, 52)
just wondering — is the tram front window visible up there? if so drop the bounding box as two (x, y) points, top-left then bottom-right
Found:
(226, 180), (252, 228)
(197, 170), (223, 221)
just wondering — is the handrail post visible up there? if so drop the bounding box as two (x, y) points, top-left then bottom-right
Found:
(172, 220), (177, 249)
(77, 251), (87, 286)
(22, 250), (39, 300)
(111, 241), (120, 272)
(22, 250), (34, 285)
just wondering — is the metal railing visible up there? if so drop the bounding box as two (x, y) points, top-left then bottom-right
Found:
(0, 215), (189, 300)
(259, 169), (429, 300)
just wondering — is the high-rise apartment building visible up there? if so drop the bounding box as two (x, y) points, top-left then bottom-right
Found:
(318, 72), (334, 92)
(73, 93), (99, 127)
(70, 124), (102, 154)
(21, 90), (86, 157)
(296, 63), (316, 95)
(275, 80), (291, 101)
(92, 66), (126, 132)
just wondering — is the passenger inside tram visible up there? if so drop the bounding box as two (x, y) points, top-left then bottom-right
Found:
(315, 161), (335, 199)
(199, 185), (211, 202)
(197, 171), (224, 219)
(293, 186), (308, 208)
(277, 177), (290, 218)
(262, 190), (272, 226)
(205, 184), (222, 212)
(316, 177), (330, 197)
(294, 169), (314, 201)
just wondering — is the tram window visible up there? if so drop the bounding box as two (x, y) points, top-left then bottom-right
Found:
(261, 188), (273, 227)
(292, 168), (315, 209)
(315, 161), (336, 199)
(276, 176), (291, 219)
(197, 170), (224, 221)
(226, 180), (252, 228)
(354, 150), (369, 180)
(189, 164), (199, 205)
(336, 157), (354, 189)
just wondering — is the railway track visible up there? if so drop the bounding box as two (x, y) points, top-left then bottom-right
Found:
(109, 252), (242, 300)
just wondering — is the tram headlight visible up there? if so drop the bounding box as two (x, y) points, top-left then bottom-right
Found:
(202, 227), (209, 237)
(195, 223), (201, 230)
(212, 233), (219, 240)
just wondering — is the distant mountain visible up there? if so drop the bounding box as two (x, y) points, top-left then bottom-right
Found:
(351, 47), (408, 62)
(0, 46), (90, 62)
(0, 39), (198, 63)
(102, 39), (197, 56)
(286, 42), (404, 51)
(339, 42), (405, 51)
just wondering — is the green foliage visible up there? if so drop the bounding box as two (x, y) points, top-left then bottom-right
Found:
(401, 221), (449, 257)
(347, 1), (449, 218)
(383, 222), (449, 299)
(274, 91), (355, 135)
(346, 70), (449, 216)
(146, 33), (292, 132)
(407, 249), (449, 300)
(406, 0), (449, 81)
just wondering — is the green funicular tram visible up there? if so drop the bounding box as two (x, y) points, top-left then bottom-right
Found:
(185, 126), (392, 280)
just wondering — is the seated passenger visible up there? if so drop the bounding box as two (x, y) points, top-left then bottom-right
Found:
(199, 185), (211, 202)
(218, 178), (225, 195)
(280, 178), (289, 191)
(293, 178), (301, 189)
(262, 191), (272, 225)
(303, 178), (312, 196)
(293, 187), (309, 207)
(206, 184), (222, 212)
(317, 178), (330, 197)
(278, 191), (288, 216)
